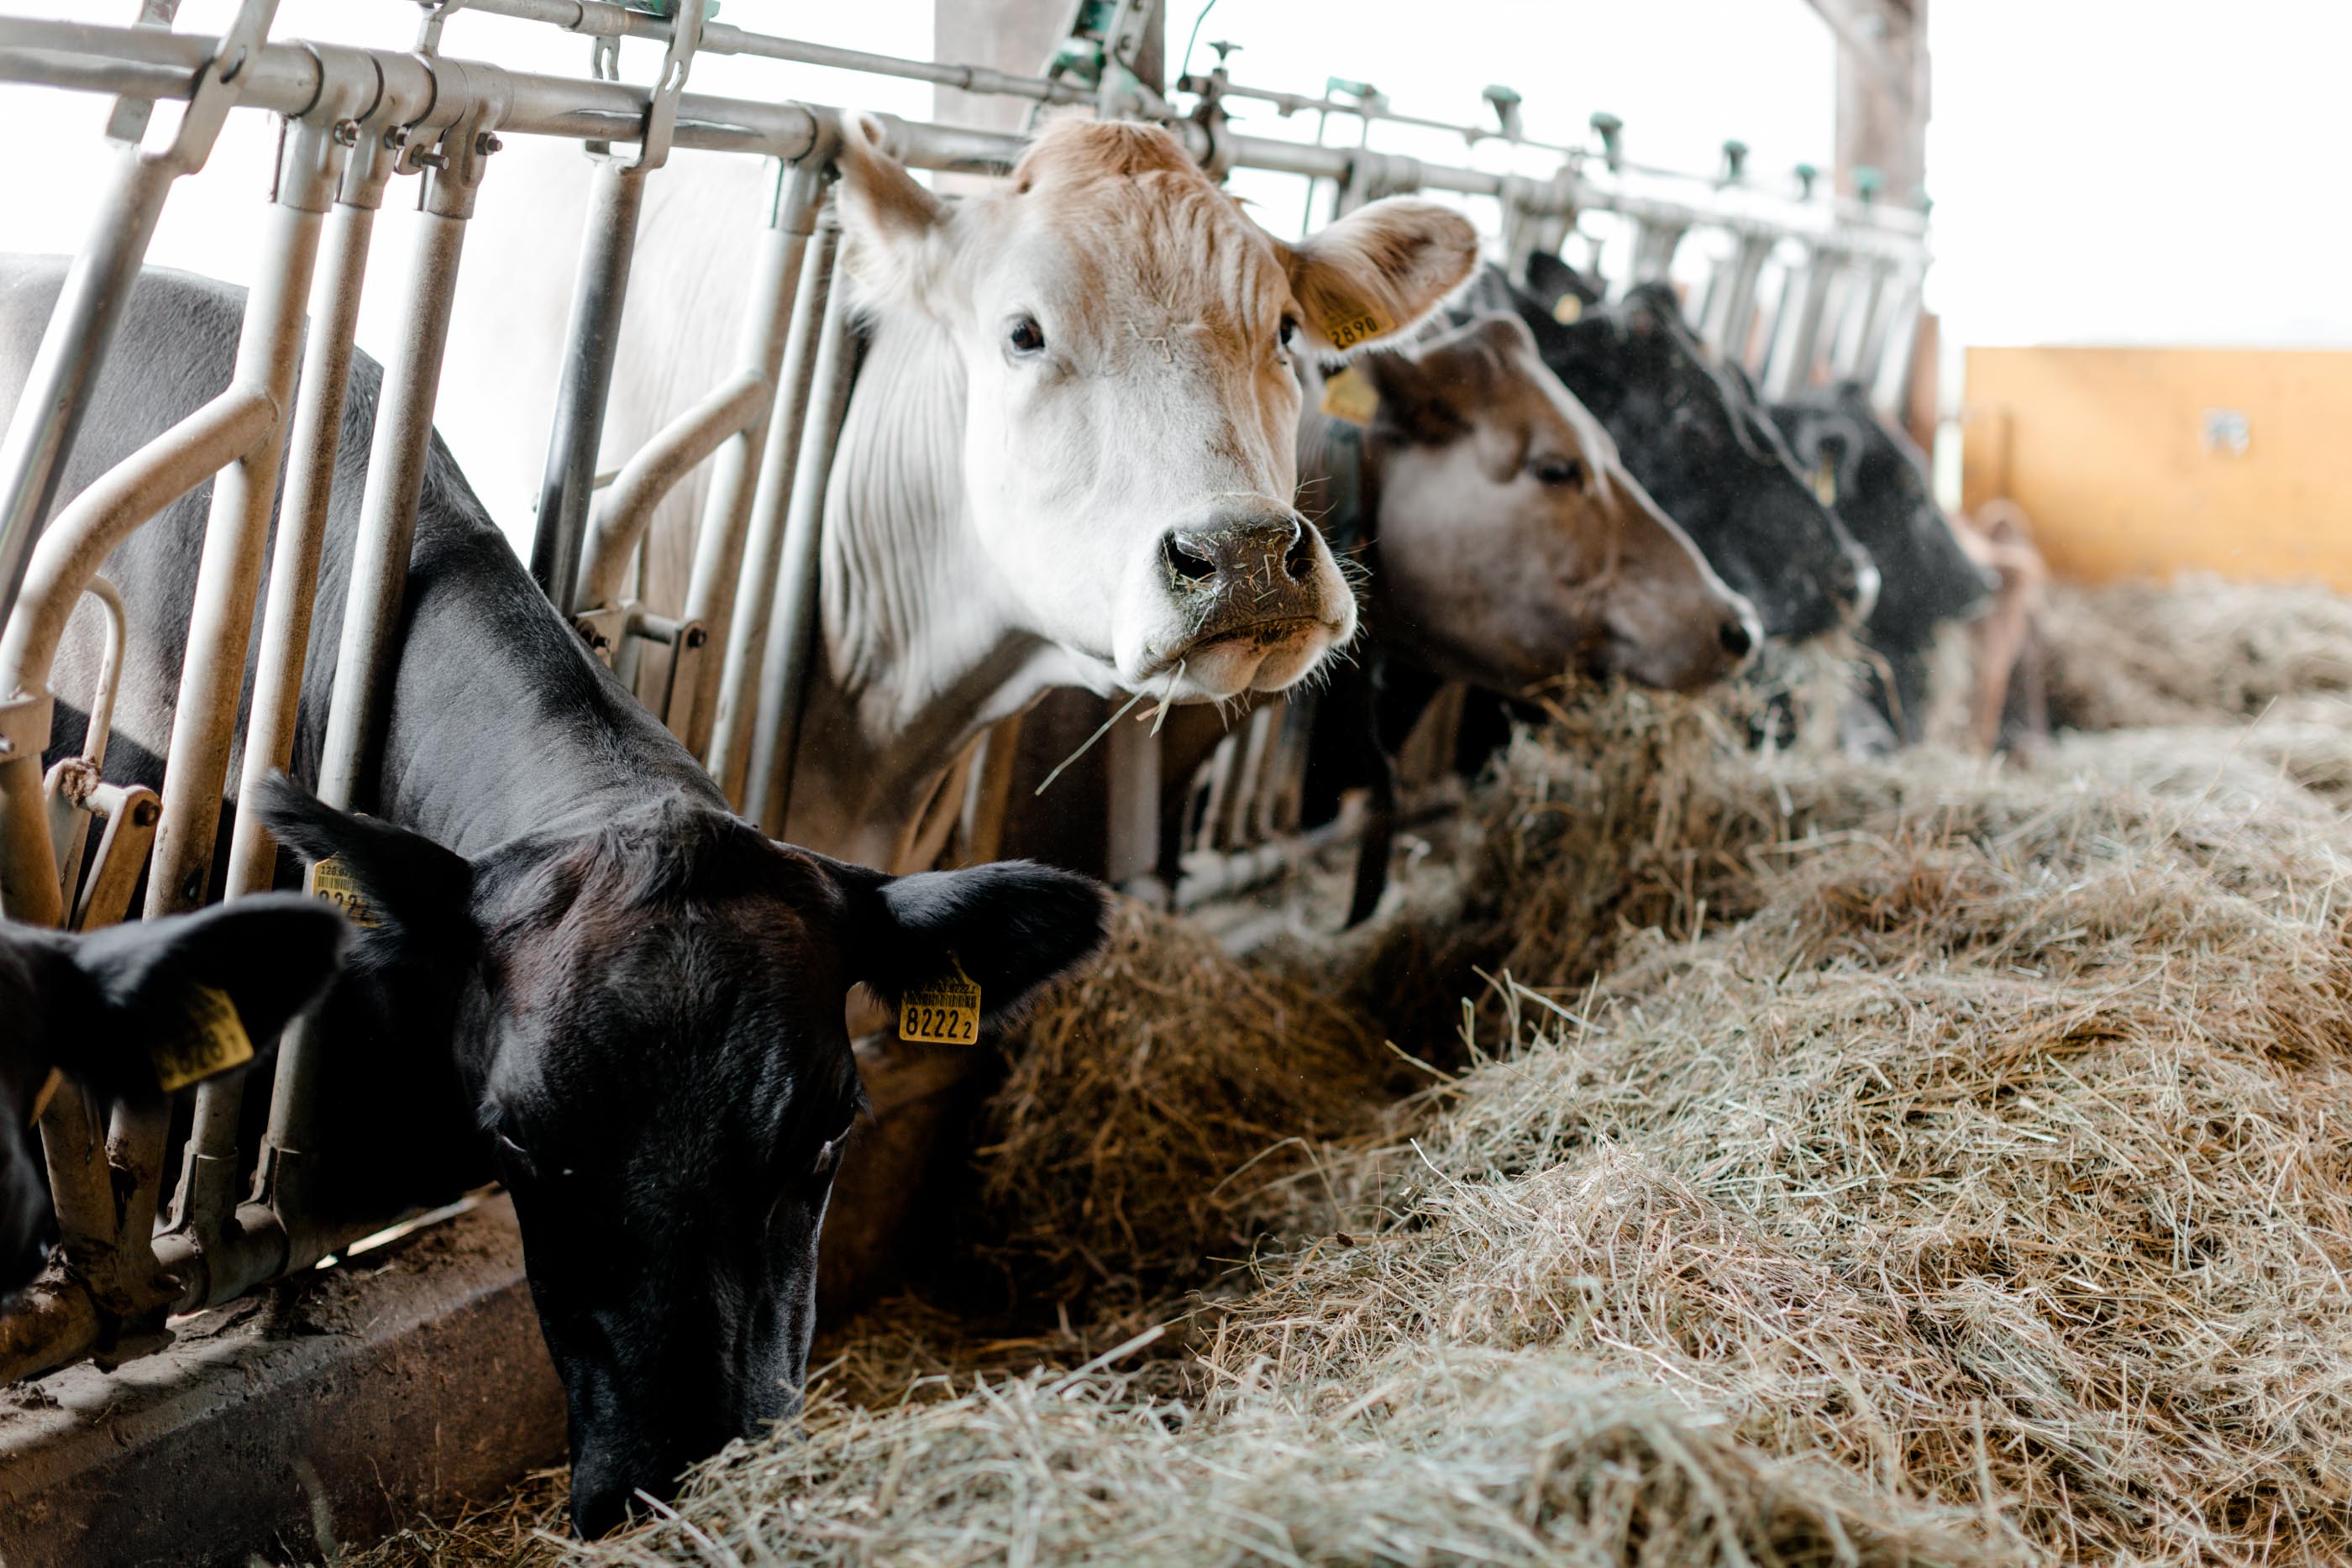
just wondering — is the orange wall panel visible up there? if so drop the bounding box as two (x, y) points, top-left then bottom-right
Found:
(1961, 346), (2352, 590)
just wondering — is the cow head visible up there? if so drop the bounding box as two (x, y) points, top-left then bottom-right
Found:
(1492, 255), (1879, 643)
(1340, 312), (1760, 693)
(1768, 380), (1995, 648)
(255, 775), (1110, 1538)
(0, 899), (347, 1293)
(837, 113), (1478, 702)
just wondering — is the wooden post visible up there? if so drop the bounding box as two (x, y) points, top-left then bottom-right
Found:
(1814, 0), (1929, 202)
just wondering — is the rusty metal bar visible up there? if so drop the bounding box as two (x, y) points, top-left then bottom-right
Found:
(255, 114), (503, 1288)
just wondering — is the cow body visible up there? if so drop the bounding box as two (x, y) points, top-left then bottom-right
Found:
(432, 118), (1480, 866)
(1156, 313), (1761, 915)
(0, 257), (1110, 1534)
(1476, 258), (1877, 645)
(1767, 381), (1994, 744)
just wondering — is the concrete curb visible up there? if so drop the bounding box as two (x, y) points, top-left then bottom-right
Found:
(0, 1194), (564, 1568)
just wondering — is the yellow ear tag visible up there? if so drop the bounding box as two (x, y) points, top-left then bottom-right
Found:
(1812, 453), (1839, 507)
(899, 955), (982, 1046)
(306, 855), (380, 929)
(1551, 293), (1584, 325)
(1319, 364), (1380, 427)
(1323, 302), (1392, 351)
(150, 984), (255, 1093)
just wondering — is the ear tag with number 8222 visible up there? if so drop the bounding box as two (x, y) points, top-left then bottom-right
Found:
(306, 854), (380, 928)
(150, 984), (255, 1093)
(899, 956), (982, 1045)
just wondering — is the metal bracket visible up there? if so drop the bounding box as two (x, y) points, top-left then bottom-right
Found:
(139, 0), (280, 176)
(0, 689), (55, 763)
(574, 604), (627, 669)
(587, 0), (702, 170)
(71, 783), (160, 933)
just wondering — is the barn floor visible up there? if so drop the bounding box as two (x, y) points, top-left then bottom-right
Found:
(342, 578), (2352, 1568)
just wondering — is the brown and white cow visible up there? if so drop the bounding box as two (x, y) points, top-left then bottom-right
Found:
(1320, 311), (1757, 695)
(434, 117), (1478, 865)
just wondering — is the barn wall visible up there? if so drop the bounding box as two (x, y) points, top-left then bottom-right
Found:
(1961, 344), (2352, 590)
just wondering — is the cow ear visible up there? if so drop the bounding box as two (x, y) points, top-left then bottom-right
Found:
(1523, 250), (1603, 312)
(251, 774), (477, 968)
(828, 857), (1111, 1030)
(835, 111), (953, 313)
(1357, 343), (1473, 447)
(1286, 197), (1478, 357)
(56, 896), (350, 1096)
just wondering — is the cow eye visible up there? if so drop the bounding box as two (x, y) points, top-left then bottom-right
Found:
(1530, 456), (1588, 490)
(1007, 315), (1046, 357)
(1278, 315), (1298, 352)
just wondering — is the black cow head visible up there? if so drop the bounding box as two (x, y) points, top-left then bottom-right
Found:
(254, 774), (1111, 1538)
(1478, 254), (1879, 643)
(0, 897), (349, 1293)
(1767, 380), (1994, 646)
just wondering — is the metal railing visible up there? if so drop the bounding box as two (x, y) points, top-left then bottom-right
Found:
(0, 0), (1928, 1385)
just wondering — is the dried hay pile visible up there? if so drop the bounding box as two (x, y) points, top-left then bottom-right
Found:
(536, 665), (2352, 1568)
(2041, 574), (2352, 731)
(359, 581), (2352, 1568)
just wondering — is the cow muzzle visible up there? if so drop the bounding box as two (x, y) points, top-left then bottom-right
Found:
(1124, 509), (1356, 699)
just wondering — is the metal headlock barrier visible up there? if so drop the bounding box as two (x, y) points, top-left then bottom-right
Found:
(0, 0), (1929, 1386)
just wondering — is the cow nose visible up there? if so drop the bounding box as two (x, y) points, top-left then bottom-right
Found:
(1163, 515), (1319, 594)
(1718, 614), (1755, 659)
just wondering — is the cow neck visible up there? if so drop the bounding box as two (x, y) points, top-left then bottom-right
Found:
(1299, 403), (1382, 592)
(371, 522), (729, 860)
(786, 312), (1053, 866)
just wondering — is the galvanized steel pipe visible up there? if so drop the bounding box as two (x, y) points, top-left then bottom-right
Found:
(710, 218), (837, 810)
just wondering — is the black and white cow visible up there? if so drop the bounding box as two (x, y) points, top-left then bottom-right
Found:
(1477, 254), (1878, 644)
(0, 896), (348, 1294)
(0, 258), (1112, 1535)
(1767, 380), (1995, 743)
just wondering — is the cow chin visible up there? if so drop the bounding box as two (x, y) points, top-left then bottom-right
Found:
(1152, 618), (1343, 701)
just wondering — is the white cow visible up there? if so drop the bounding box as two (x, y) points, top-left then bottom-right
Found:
(429, 115), (1478, 865)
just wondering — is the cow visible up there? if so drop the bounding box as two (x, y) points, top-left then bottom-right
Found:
(1766, 380), (1995, 745)
(430, 116), (1482, 867)
(1474, 254), (1878, 645)
(1, 256), (1114, 1535)
(0, 897), (348, 1295)
(1152, 310), (1761, 920)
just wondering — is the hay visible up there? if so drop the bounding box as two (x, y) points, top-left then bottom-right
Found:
(530, 686), (2352, 1568)
(354, 585), (2352, 1567)
(2041, 576), (2352, 731)
(948, 898), (1390, 1310)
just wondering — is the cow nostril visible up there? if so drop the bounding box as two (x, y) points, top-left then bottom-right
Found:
(1281, 522), (1318, 582)
(1719, 616), (1754, 658)
(1163, 532), (1218, 585)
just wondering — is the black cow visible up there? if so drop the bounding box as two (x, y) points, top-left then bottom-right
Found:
(1767, 380), (1995, 743)
(0, 258), (1112, 1535)
(1473, 254), (1878, 644)
(0, 896), (347, 1293)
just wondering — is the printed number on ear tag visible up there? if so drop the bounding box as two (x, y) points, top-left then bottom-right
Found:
(1551, 293), (1583, 325)
(306, 855), (380, 928)
(899, 956), (982, 1046)
(1324, 307), (1390, 351)
(150, 985), (255, 1093)
(1320, 365), (1380, 427)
